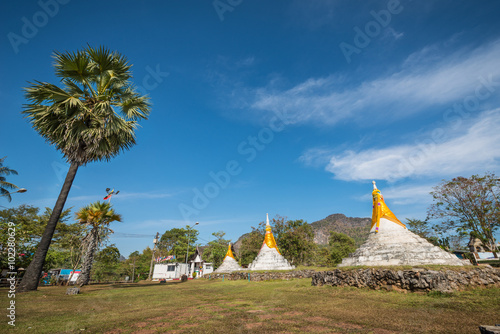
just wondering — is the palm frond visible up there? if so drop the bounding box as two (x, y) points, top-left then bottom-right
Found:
(53, 50), (92, 84)
(23, 45), (150, 165)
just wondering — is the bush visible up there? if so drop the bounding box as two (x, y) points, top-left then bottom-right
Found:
(329, 232), (356, 265)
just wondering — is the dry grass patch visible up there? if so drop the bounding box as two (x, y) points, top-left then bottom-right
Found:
(3, 278), (498, 333)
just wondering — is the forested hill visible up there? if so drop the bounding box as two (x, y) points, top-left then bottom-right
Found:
(311, 213), (371, 247)
(233, 232), (250, 255)
(232, 213), (372, 254)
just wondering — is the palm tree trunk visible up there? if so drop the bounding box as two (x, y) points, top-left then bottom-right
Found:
(77, 228), (98, 286)
(17, 162), (79, 292)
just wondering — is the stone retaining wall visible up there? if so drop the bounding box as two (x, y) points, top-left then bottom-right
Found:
(311, 267), (500, 293)
(204, 270), (315, 281)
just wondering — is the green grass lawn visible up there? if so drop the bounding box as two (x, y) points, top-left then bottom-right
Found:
(2, 279), (499, 333)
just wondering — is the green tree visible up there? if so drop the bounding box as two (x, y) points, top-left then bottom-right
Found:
(121, 248), (153, 282)
(405, 218), (466, 251)
(203, 231), (231, 269)
(239, 215), (317, 266)
(277, 220), (315, 265)
(93, 244), (121, 281)
(75, 201), (122, 286)
(158, 226), (199, 262)
(405, 218), (432, 238)
(51, 215), (87, 275)
(0, 157), (20, 202)
(428, 173), (500, 255)
(19, 45), (151, 292)
(329, 232), (356, 265)
(309, 245), (332, 267)
(239, 230), (264, 267)
(0, 205), (72, 270)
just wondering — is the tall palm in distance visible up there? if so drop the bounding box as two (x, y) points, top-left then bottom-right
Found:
(19, 46), (151, 292)
(75, 201), (121, 286)
(0, 157), (20, 202)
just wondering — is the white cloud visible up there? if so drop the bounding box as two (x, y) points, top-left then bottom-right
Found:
(319, 109), (500, 181)
(298, 147), (337, 167)
(249, 39), (500, 126)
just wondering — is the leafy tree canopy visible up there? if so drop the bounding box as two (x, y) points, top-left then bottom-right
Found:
(202, 231), (231, 269)
(329, 232), (356, 265)
(427, 172), (500, 253)
(239, 215), (316, 266)
(93, 244), (121, 281)
(0, 205), (73, 270)
(158, 226), (199, 262)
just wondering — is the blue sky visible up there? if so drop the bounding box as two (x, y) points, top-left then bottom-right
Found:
(2, 0), (500, 257)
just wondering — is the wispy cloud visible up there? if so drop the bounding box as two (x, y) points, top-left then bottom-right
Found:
(382, 27), (404, 41)
(248, 39), (500, 126)
(298, 147), (337, 168)
(304, 109), (500, 181)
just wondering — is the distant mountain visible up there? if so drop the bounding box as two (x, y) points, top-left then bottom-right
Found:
(232, 213), (371, 254)
(233, 232), (250, 256)
(310, 213), (371, 247)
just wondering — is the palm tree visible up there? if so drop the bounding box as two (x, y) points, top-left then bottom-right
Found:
(0, 157), (20, 202)
(75, 201), (121, 286)
(18, 46), (150, 292)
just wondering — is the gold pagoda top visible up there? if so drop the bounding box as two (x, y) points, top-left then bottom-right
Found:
(263, 213), (281, 254)
(371, 181), (406, 232)
(224, 243), (235, 260)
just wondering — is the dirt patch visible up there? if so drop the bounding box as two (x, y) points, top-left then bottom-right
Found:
(372, 328), (397, 334)
(282, 311), (304, 317)
(305, 316), (329, 322)
(305, 325), (334, 333)
(104, 330), (123, 334)
(274, 319), (299, 325)
(247, 309), (264, 313)
(258, 314), (277, 320)
(131, 330), (156, 334)
(333, 322), (364, 330)
(134, 322), (148, 328)
(245, 322), (263, 329)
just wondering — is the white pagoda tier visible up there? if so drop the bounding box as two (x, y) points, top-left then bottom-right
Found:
(214, 243), (243, 273)
(248, 214), (295, 271)
(339, 182), (466, 267)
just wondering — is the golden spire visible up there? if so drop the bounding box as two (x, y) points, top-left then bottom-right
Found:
(225, 243), (235, 260)
(371, 181), (406, 232)
(263, 213), (281, 254)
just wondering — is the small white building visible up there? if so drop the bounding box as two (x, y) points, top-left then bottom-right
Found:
(152, 263), (188, 280)
(188, 247), (214, 278)
(152, 248), (214, 280)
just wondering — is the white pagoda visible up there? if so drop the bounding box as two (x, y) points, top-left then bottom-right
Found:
(248, 214), (295, 270)
(214, 243), (243, 273)
(339, 182), (466, 267)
